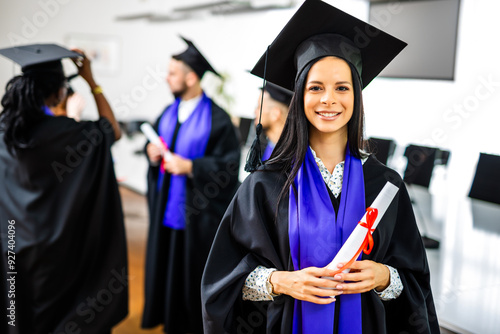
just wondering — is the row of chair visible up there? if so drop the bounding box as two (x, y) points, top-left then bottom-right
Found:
(368, 137), (500, 205)
(370, 137), (500, 249)
(118, 121), (499, 206)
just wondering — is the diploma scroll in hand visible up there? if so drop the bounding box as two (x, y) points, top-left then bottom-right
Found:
(325, 181), (399, 277)
(140, 123), (173, 162)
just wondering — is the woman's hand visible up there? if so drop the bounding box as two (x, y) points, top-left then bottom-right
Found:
(270, 261), (390, 304)
(69, 47), (121, 141)
(70, 48), (96, 86)
(330, 260), (390, 294)
(269, 267), (343, 304)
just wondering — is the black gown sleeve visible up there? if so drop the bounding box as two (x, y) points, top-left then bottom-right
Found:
(361, 157), (440, 333)
(202, 169), (295, 334)
(202, 157), (440, 334)
(0, 116), (128, 333)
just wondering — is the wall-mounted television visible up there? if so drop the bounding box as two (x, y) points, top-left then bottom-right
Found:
(369, 0), (461, 80)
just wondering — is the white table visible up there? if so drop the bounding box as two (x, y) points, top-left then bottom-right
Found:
(410, 185), (500, 334)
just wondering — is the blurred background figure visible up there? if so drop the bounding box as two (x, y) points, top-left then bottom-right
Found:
(254, 82), (292, 161)
(142, 36), (240, 334)
(0, 44), (126, 334)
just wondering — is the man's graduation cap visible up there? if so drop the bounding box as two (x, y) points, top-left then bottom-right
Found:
(263, 82), (293, 107)
(250, 0), (407, 91)
(0, 43), (81, 74)
(172, 36), (221, 79)
(245, 0), (407, 172)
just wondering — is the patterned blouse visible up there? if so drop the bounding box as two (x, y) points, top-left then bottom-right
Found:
(242, 148), (404, 302)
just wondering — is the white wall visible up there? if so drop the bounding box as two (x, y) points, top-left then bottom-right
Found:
(0, 0), (301, 122)
(0, 0), (498, 196)
(362, 0), (500, 196)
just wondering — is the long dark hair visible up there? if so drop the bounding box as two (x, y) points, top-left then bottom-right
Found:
(266, 57), (367, 204)
(0, 61), (66, 155)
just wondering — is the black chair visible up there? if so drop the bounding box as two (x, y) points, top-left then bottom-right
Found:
(469, 153), (500, 205)
(368, 137), (396, 165)
(403, 144), (451, 249)
(403, 145), (438, 188)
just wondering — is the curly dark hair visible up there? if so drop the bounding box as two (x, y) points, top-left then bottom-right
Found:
(0, 61), (66, 155)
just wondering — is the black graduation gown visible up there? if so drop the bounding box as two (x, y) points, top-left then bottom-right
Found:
(202, 156), (440, 334)
(0, 116), (128, 334)
(142, 101), (241, 333)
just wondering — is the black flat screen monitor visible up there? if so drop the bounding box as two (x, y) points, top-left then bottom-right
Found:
(369, 0), (461, 81)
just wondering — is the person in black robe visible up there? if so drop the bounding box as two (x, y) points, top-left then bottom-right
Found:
(252, 82), (293, 162)
(203, 158), (439, 334)
(0, 44), (127, 333)
(141, 37), (240, 333)
(202, 1), (439, 333)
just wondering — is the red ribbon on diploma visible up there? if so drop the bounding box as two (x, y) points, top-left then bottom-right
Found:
(159, 137), (168, 173)
(332, 207), (379, 275)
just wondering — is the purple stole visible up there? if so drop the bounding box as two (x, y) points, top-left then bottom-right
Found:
(262, 142), (274, 161)
(43, 105), (54, 116)
(288, 146), (365, 334)
(157, 93), (212, 230)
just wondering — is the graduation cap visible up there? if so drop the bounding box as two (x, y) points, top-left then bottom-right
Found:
(0, 43), (82, 74)
(250, 0), (407, 91)
(263, 82), (293, 107)
(244, 0), (406, 173)
(172, 36), (221, 79)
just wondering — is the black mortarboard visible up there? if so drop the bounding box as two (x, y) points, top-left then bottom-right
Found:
(250, 0), (407, 90)
(263, 82), (293, 107)
(172, 36), (221, 79)
(0, 43), (81, 73)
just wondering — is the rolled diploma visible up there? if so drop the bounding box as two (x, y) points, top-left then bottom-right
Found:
(140, 122), (172, 161)
(325, 181), (399, 272)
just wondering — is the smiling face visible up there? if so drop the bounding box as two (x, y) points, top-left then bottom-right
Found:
(304, 56), (354, 142)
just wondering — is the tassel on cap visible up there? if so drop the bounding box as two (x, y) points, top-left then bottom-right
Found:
(244, 46), (269, 173)
(244, 123), (263, 172)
